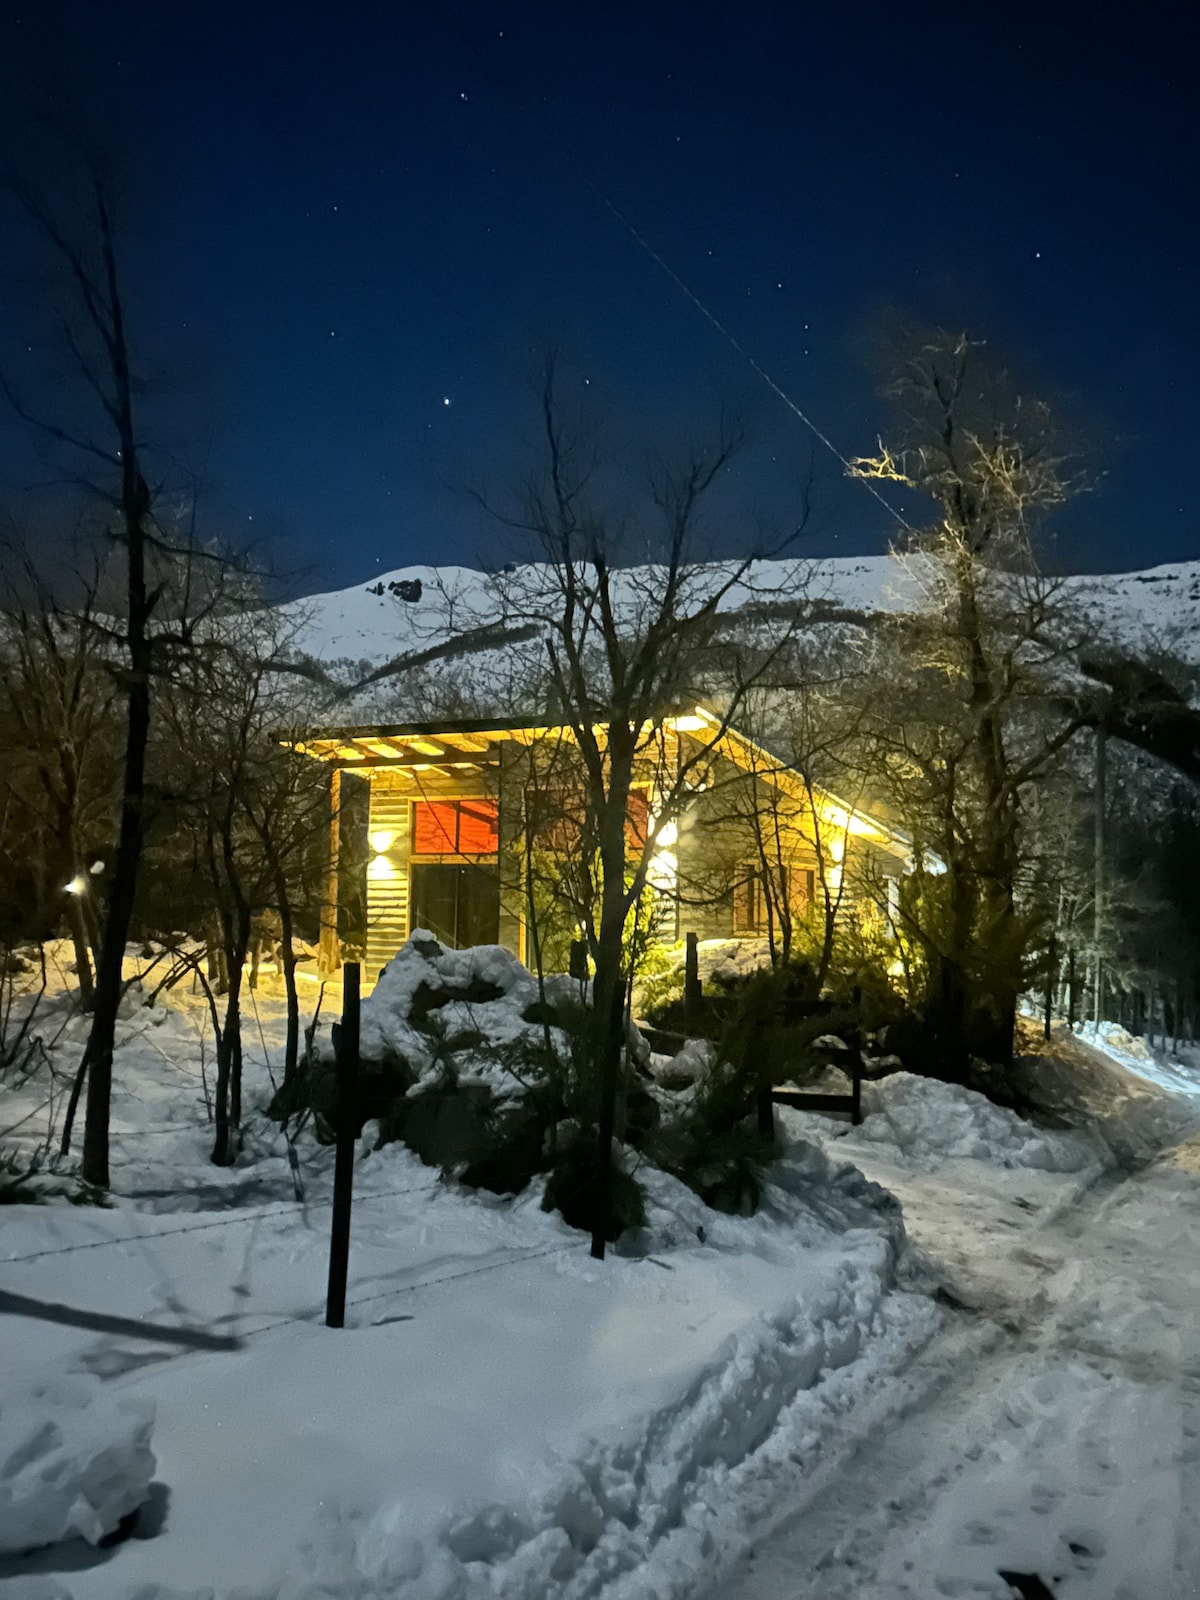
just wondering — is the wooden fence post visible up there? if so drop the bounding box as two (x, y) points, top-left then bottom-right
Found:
(325, 961), (360, 1328)
(756, 1085), (775, 1138)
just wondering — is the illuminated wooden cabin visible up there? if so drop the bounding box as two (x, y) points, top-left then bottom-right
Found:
(291, 709), (912, 984)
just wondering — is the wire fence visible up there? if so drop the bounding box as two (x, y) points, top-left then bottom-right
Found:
(0, 1177), (441, 1265)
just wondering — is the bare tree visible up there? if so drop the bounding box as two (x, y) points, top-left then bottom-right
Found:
(473, 366), (817, 1178)
(2, 161), (166, 1185)
(849, 327), (1091, 1070)
(0, 548), (117, 1006)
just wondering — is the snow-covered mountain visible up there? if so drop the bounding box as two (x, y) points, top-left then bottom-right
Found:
(281, 557), (1200, 676)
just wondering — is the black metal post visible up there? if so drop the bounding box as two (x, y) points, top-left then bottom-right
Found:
(683, 930), (701, 1027)
(325, 961), (360, 1328)
(590, 982), (626, 1262)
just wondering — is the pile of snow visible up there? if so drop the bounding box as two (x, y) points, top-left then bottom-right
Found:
(357, 933), (582, 1096)
(1079, 1019), (1200, 1099)
(855, 1072), (1103, 1173)
(0, 951), (945, 1600)
(0, 1378), (155, 1554)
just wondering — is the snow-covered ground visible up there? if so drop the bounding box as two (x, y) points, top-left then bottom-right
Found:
(715, 1052), (1200, 1600)
(0, 960), (935, 1600)
(3, 963), (1199, 1600)
(279, 556), (1200, 679)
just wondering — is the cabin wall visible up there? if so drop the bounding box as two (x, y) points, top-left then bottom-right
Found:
(326, 727), (908, 986)
(364, 771), (413, 980)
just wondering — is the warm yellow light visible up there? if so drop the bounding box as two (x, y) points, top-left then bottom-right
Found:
(369, 830), (395, 854)
(648, 848), (678, 892)
(367, 854), (396, 880)
(822, 804), (877, 839)
(655, 819), (678, 849)
(63, 874), (87, 896)
(669, 711), (710, 733)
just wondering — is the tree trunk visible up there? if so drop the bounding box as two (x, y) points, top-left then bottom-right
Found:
(80, 639), (149, 1189)
(78, 191), (154, 1194)
(66, 893), (95, 1010)
(279, 901), (300, 1083)
(1066, 947), (1077, 1028)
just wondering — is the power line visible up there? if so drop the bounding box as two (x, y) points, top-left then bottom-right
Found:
(587, 181), (915, 539)
(341, 1241), (576, 1314)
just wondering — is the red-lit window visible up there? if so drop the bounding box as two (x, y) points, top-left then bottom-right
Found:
(733, 864), (817, 933)
(524, 786), (650, 856)
(412, 799), (499, 856)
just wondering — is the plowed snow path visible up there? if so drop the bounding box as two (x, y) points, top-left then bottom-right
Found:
(711, 1139), (1200, 1600)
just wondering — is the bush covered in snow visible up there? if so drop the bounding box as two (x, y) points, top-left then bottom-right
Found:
(272, 935), (841, 1237)
(0, 1378), (155, 1554)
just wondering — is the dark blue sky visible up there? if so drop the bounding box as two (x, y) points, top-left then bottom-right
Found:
(2, 1), (1196, 590)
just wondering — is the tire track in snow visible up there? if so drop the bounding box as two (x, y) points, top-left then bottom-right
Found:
(706, 1146), (1200, 1600)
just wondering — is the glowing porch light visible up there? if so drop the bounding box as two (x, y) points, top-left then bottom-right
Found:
(63, 874), (87, 896)
(822, 803), (878, 839)
(368, 829), (396, 854)
(367, 854), (396, 881)
(648, 845), (678, 894)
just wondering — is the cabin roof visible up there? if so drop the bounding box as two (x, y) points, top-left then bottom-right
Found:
(287, 706), (914, 857)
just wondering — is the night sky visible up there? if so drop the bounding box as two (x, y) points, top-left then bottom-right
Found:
(1, 2), (1196, 592)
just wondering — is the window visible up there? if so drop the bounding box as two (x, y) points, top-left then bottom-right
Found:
(733, 863), (816, 935)
(625, 788), (650, 852)
(523, 785), (651, 856)
(409, 862), (500, 949)
(408, 799), (500, 950)
(733, 866), (768, 934)
(412, 798), (498, 857)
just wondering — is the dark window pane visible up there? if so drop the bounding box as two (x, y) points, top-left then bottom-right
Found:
(410, 862), (499, 949)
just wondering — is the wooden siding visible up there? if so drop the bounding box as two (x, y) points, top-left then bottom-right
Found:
(365, 773), (412, 979)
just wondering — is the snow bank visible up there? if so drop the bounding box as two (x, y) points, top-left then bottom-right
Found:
(279, 1245), (931, 1600)
(1079, 1019), (1200, 1099)
(0, 1378), (155, 1554)
(856, 1072), (1101, 1173)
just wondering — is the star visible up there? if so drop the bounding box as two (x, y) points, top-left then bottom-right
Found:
(442, 396), (452, 406)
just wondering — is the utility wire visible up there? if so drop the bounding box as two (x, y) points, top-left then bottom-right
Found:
(0, 1177), (437, 1265)
(452, 20), (919, 543)
(586, 180), (916, 539)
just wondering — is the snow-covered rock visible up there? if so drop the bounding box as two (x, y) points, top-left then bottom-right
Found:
(357, 932), (580, 1097)
(0, 1378), (155, 1554)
